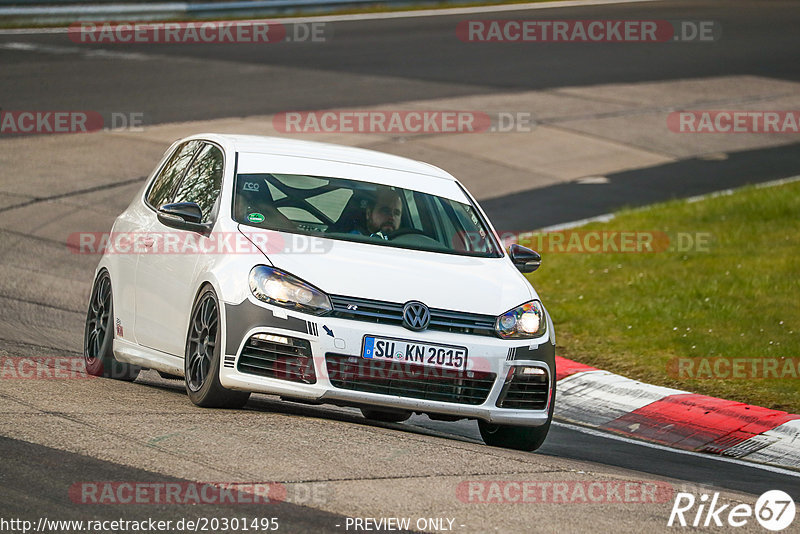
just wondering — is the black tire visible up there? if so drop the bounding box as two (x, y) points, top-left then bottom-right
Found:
(185, 286), (250, 409)
(83, 271), (140, 381)
(360, 408), (412, 423)
(478, 381), (556, 452)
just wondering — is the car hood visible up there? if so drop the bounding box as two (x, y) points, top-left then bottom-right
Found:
(240, 227), (536, 316)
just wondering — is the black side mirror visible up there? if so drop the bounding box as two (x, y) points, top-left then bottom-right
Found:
(157, 202), (210, 234)
(509, 243), (541, 273)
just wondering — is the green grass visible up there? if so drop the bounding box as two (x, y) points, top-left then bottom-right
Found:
(525, 180), (800, 414)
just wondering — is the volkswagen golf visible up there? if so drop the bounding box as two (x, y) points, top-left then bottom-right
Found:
(84, 134), (556, 451)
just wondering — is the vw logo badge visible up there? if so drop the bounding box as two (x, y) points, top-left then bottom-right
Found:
(402, 301), (431, 331)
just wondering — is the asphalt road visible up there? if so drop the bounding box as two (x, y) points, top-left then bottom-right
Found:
(1, 0), (799, 531)
(0, 435), (359, 533)
(1, 0), (799, 123)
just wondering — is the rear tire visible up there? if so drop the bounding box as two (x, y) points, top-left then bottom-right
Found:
(360, 408), (412, 423)
(184, 286), (250, 409)
(478, 380), (555, 451)
(83, 271), (140, 381)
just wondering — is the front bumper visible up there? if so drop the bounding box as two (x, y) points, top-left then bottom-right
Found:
(219, 296), (555, 427)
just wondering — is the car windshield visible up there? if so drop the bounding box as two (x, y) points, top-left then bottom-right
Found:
(233, 173), (503, 257)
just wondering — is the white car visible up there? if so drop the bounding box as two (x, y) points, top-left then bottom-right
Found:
(84, 134), (556, 451)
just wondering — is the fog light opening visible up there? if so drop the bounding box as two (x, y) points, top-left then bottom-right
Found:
(520, 367), (546, 376)
(253, 333), (290, 345)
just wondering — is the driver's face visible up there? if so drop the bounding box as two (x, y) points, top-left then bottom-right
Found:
(367, 193), (402, 234)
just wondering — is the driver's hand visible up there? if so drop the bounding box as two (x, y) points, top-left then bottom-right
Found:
(369, 231), (388, 240)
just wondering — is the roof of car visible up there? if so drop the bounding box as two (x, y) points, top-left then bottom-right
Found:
(194, 134), (455, 180)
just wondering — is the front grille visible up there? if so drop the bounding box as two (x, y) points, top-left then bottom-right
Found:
(329, 295), (497, 337)
(325, 353), (496, 405)
(237, 335), (316, 384)
(497, 370), (549, 410)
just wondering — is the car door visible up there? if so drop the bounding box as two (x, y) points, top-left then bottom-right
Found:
(134, 141), (225, 356)
(116, 140), (201, 345)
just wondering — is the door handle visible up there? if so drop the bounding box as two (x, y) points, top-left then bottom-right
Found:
(142, 237), (154, 248)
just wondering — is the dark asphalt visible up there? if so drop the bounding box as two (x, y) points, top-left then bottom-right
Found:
(0, 435), (391, 534)
(1, 0), (799, 123)
(484, 141), (800, 229)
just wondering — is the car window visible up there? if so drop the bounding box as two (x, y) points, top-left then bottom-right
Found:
(403, 189), (422, 228)
(146, 140), (202, 209)
(171, 143), (224, 223)
(233, 173), (502, 258)
(306, 188), (353, 221)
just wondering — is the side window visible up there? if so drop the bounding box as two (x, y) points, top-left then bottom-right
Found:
(146, 141), (201, 209)
(171, 143), (224, 223)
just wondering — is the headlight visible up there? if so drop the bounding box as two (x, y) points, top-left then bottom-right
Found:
(249, 266), (332, 316)
(496, 300), (547, 339)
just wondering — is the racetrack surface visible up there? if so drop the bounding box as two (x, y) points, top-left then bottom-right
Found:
(1, 0), (799, 531)
(2, 0), (800, 123)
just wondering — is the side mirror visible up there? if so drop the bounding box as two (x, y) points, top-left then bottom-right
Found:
(509, 243), (541, 273)
(157, 202), (210, 234)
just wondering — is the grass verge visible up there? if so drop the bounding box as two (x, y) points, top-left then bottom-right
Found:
(525, 179), (800, 414)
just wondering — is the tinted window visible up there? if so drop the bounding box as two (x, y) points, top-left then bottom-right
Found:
(146, 141), (201, 209)
(171, 143), (224, 223)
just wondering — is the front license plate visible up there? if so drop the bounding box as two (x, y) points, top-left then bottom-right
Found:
(362, 336), (468, 371)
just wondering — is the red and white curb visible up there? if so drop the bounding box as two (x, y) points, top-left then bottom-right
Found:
(554, 356), (800, 470)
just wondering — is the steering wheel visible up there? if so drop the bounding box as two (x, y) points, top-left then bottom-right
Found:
(387, 228), (428, 240)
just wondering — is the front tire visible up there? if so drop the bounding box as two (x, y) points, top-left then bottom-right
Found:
(83, 271), (140, 381)
(184, 286), (250, 409)
(478, 381), (555, 451)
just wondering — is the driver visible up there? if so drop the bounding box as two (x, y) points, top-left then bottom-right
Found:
(360, 187), (403, 238)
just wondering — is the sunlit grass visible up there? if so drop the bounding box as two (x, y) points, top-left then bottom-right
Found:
(528, 180), (800, 413)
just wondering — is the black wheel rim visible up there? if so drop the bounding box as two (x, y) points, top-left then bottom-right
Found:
(85, 275), (111, 363)
(187, 294), (218, 392)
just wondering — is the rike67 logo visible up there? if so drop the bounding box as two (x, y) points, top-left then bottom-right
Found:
(668, 490), (796, 531)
